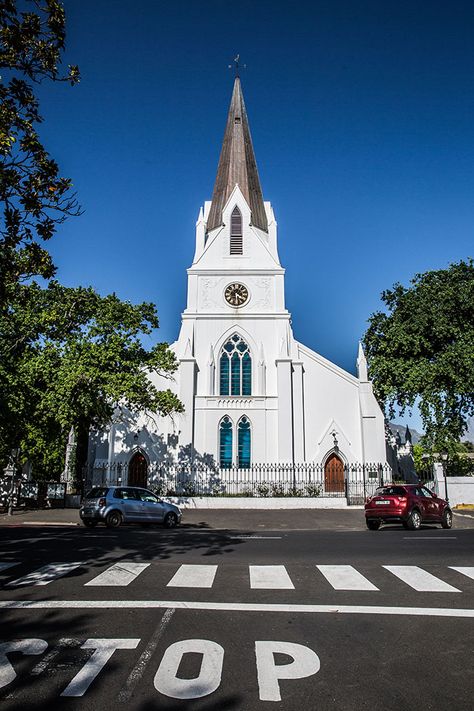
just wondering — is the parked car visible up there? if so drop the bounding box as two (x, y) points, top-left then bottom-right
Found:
(80, 486), (182, 528)
(364, 484), (452, 530)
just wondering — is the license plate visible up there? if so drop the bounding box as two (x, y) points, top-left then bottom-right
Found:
(376, 500), (390, 505)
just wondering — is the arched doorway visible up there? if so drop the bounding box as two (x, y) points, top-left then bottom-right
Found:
(128, 451), (148, 488)
(324, 453), (345, 493)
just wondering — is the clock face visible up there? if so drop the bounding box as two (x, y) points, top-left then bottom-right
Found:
(225, 282), (249, 307)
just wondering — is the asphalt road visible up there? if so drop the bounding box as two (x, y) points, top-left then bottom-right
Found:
(0, 512), (473, 710)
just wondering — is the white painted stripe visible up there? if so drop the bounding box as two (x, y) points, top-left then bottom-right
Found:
(249, 565), (295, 589)
(316, 565), (379, 591)
(0, 562), (19, 573)
(85, 562), (150, 587)
(118, 609), (174, 702)
(1, 599), (474, 617)
(167, 565), (217, 588)
(450, 567), (474, 581)
(383, 566), (461, 592)
(7, 562), (83, 587)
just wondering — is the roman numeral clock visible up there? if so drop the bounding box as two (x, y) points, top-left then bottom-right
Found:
(224, 282), (248, 307)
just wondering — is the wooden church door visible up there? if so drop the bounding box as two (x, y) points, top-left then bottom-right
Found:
(128, 452), (148, 488)
(324, 453), (345, 493)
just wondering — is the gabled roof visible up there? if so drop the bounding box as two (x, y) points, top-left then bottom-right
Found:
(207, 77), (268, 233)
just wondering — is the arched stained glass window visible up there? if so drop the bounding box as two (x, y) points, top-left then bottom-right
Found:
(238, 416), (251, 469)
(219, 416), (233, 468)
(230, 206), (243, 255)
(219, 335), (251, 396)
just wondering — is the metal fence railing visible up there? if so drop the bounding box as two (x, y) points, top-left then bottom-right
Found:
(82, 461), (393, 503)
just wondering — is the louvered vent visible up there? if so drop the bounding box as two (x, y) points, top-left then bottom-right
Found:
(230, 206), (243, 255)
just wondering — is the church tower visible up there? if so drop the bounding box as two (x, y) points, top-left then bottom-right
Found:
(174, 76), (297, 465)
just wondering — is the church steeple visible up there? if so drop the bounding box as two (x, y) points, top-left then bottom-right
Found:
(207, 77), (268, 233)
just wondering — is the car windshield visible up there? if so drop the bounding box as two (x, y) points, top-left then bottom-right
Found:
(376, 486), (406, 496)
(85, 487), (109, 499)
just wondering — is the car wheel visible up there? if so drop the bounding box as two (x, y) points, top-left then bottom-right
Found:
(105, 510), (123, 528)
(366, 519), (381, 530)
(407, 509), (421, 530)
(163, 512), (178, 528)
(83, 520), (98, 528)
(441, 509), (453, 529)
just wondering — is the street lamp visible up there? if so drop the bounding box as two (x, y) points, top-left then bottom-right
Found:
(440, 449), (449, 502)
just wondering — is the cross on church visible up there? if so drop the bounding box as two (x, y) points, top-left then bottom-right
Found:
(229, 54), (246, 77)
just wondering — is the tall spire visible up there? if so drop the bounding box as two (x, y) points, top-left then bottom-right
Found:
(207, 77), (268, 233)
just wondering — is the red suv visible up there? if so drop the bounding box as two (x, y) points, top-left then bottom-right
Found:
(365, 484), (452, 530)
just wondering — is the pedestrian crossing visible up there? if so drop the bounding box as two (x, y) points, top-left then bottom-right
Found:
(1, 561), (474, 593)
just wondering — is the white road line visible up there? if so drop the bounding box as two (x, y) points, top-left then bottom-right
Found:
(85, 562), (150, 587)
(316, 565), (379, 591)
(118, 609), (174, 703)
(7, 562), (84, 587)
(0, 562), (19, 573)
(1, 599), (474, 617)
(167, 564), (217, 588)
(383, 565), (461, 592)
(449, 567), (474, 581)
(249, 565), (295, 589)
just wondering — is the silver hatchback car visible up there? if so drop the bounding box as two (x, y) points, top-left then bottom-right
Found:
(80, 486), (182, 528)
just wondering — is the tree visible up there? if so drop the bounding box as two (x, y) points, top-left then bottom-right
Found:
(0, 281), (183, 483)
(0, 0), (80, 302)
(363, 259), (474, 449)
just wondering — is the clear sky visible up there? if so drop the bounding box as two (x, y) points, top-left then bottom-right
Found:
(36, 1), (474, 429)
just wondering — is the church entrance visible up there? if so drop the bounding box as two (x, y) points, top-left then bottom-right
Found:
(324, 453), (345, 493)
(128, 451), (148, 488)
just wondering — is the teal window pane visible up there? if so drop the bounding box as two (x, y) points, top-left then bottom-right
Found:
(242, 352), (251, 395)
(220, 354), (229, 395)
(238, 417), (251, 468)
(231, 352), (240, 395)
(219, 418), (233, 468)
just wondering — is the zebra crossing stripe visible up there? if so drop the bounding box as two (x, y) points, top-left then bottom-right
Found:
(7, 562), (84, 587)
(449, 567), (474, 581)
(167, 565), (218, 588)
(0, 563), (19, 573)
(85, 562), (150, 587)
(383, 566), (461, 593)
(249, 566), (295, 590)
(316, 565), (379, 591)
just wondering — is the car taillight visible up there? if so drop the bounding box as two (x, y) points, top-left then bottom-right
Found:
(98, 497), (106, 507)
(397, 496), (407, 505)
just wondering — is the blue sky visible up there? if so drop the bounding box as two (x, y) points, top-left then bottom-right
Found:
(36, 1), (474, 430)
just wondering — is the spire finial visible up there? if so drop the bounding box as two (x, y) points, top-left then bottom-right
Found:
(228, 54), (246, 78)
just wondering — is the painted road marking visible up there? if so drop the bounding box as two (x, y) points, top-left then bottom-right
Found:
(118, 609), (174, 703)
(0, 562), (19, 573)
(1, 599), (474, 617)
(316, 565), (379, 591)
(85, 562), (150, 587)
(167, 565), (217, 589)
(383, 565), (461, 592)
(249, 565), (295, 590)
(61, 639), (140, 697)
(7, 562), (84, 587)
(449, 566), (474, 581)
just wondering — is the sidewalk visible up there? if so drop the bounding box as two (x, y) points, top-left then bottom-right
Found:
(0, 506), (368, 531)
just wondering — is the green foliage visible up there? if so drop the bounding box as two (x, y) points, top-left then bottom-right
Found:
(0, 0), (81, 299)
(0, 282), (183, 479)
(363, 260), (474, 449)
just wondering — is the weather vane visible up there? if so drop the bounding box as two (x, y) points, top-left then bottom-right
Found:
(228, 54), (246, 78)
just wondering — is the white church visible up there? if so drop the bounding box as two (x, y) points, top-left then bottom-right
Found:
(87, 77), (389, 496)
